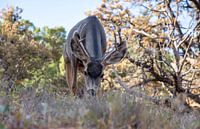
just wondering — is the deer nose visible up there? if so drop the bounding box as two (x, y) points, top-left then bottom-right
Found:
(87, 89), (96, 96)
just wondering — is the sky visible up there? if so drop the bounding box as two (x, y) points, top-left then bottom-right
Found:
(0, 0), (191, 33)
(0, 0), (101, 32)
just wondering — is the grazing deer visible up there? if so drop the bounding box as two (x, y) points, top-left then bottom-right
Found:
(63, 16), (126, 97)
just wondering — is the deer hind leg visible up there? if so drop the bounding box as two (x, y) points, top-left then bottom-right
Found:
(64, 55), (78, 95)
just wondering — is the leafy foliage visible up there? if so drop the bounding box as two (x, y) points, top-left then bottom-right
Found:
(0, 7), (66, 93)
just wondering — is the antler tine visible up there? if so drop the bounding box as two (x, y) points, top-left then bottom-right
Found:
(78, 37), (90, 58)
(72, 30), (90, 59)
(117, 28), (122, 44)
(102, 45), (116, 62)
(113, 31), (118, 48)
(78, 23), (90, 58)
(104, 28), (125, 60)
(113, 28), (123, 50)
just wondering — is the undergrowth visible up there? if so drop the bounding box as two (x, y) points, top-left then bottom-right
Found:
(0, 88), (200, 129)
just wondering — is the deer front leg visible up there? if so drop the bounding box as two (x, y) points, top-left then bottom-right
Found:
(64, 55), (78, 95)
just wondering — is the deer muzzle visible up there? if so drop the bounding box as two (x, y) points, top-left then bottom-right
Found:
(87, 89), (96, 96)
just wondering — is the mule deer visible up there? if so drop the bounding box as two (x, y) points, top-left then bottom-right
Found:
(63, 16), (126, 96)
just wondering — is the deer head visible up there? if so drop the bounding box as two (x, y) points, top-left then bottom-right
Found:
(70, 31), (127, 96)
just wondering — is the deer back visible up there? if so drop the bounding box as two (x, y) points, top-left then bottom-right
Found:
(64, 16), (107, 62)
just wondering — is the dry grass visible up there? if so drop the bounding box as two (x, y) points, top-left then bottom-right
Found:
(0, 88), (200, 129)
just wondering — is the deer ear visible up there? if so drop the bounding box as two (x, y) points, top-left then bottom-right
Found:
(102, 41), (127, 66)
(71, 31), (89, 62)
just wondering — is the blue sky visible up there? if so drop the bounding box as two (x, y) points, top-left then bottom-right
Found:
(0, 0), (101, 32)
(1, 0), (191, 33)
